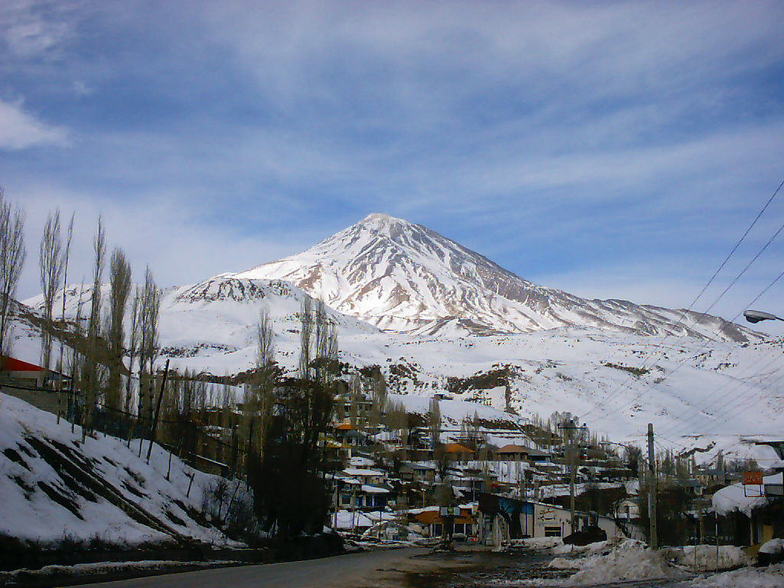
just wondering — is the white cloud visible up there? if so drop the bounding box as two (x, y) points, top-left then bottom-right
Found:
(0, 99), (69, 150)
(13, 184), (318, 300)
(0, 0), (80, 59)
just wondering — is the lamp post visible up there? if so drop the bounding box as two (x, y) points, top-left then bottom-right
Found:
(744, 310), (784, 512)
(743, 310), (784, 323)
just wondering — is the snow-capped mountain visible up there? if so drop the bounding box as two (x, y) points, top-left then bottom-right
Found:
(20, 213), (777, 460)
(234, 213), (757, 342)
(24, 275), (380, 375)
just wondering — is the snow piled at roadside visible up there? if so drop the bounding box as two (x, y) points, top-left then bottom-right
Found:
(662, 544), (751, 571)
(0, 560), (237, 585)
(549, 539), (688, 585)
(689, 564), (784, 588)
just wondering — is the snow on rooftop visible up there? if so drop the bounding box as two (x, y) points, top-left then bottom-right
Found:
(712, 473), (779, 516)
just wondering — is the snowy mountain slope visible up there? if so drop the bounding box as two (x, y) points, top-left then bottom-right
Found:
(18, 213), (777, 461)
(234, 213), (759, 342)
(23, 275), (380, 376)
(0, 392), (240, 548)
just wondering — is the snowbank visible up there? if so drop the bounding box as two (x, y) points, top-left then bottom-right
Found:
(688, 563), (784, 588)
(760, 538), (784, 555)
(0, 560), (236, 585)
(663, 545), (751, 571)
(546, 539), (688, 585)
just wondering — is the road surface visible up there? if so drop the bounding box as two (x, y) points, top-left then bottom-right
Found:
(87, 547), (475, 588)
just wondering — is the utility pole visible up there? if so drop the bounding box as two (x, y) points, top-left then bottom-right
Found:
(559, 418), (586, 535)
(647, 422), (658, 549)
(146, 359), (170, 463)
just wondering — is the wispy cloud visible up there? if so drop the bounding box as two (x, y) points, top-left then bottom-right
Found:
(0, 98), (69, 149)
(0, 0), (80, 59)
(2, 1), (783, 321)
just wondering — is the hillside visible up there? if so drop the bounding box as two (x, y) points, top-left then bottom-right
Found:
(0, 392), (243, 550)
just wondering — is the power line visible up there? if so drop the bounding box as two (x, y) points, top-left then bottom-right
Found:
(599, 267), (784, 437)
(581, 176), (784, 422)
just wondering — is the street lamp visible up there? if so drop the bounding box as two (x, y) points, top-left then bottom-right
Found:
(743, 309), (784, 324)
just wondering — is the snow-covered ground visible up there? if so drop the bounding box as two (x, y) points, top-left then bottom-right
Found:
(688, 564), (784, 588)
(504, 537), (780, 587)
(18, 272), (784, 465)
(0, 392), (242, 548)
(0, 560), (239, 586)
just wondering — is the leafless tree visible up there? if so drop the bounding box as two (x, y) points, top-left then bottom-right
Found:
(105, 248), (132, 411)
(125, 289), (141, 415)
(312, 298), (339, 383)
(256, 308), (275, 369)
(243, 308), (276, 459)
(55, 214), (74, 423)
(370, 368), (388, 425)
(39, 210), (64, 371)
(298, 296), (312, 379)
(83, 218), (106, 434)
(137, 266), (160, 431)
(0, 188), (26, 357)
(349, 373), (362, 427)
(429, 395), (441, 450)
(68, 281), (86, 433)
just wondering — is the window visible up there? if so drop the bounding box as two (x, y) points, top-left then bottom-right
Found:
(544, 526), (562, 537)
(340, 494), (352, 506)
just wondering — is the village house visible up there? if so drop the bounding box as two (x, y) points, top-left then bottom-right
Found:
(477, 492), (624, 545)
(407, 505), (478, 539)
(441, 442), (475, 462)
(398, 461), (436, 483)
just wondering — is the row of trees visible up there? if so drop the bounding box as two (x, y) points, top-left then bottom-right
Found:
(0, 189), (163, 441)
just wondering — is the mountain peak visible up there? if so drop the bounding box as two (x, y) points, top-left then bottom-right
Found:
(357, 212), (411, 236)
(233, 215), (758, 342)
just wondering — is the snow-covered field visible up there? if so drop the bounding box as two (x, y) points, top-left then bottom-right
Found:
(16, 281), (784, 464)
(0, 392), (242, 549)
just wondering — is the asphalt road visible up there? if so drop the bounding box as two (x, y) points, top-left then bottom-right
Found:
(87, 548), (440, 588)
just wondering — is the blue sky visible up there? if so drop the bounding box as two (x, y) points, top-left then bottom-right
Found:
(2, 1), (784, 330)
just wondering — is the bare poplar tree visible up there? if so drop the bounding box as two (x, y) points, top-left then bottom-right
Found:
(349, 373), (362, 427)
(69, 281), (86, 432)
(429, 396), (441, 450)
(83, 218), (106, 435)
(257, 308), (275, 369)
(125, 289), (141, 415)
(323, 319), (339, 383)
(137, 267), (160, 432)
(39, 210), (64, 371)
(55, 214), (74, 423)
(298, 296), (312, 379)
(0, 188), (26, 357)
(243, 308), (276, 458)
(370, 368), (388, 425)
(105, 248), (132, 411)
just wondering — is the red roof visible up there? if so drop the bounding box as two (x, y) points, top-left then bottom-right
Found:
(1, 356), (45, 372)
(442, 443), (475, 454)
(496, 444), (532, 454)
